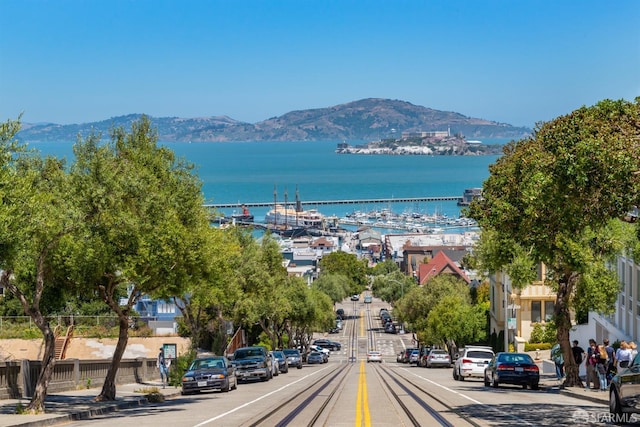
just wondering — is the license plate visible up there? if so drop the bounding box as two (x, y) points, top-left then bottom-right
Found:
(477, 363), (485, 366)
(197, 381), (207, 387)
(515, 367), (524, 372)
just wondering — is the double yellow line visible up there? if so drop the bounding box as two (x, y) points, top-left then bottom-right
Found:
(356, 310), (371, 426)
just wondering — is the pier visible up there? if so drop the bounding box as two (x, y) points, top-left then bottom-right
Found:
(205, 196), (462, 209)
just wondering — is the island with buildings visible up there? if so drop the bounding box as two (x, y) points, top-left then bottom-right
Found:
(336, 130), (505, 156)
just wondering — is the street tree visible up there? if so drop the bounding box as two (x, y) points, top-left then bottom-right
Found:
(318, 251), (369, 294)
(468, 98), (640, 387)
(311, 273), (350, 305)
(371, 272), (416, 305)
(0, 118), (81, 413)
(233, 234), (290, 348)
(67, 116), (207, 400)
(394, 274), (474, 345)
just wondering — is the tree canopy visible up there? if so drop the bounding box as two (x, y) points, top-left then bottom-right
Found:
(468, 98), (640, 386)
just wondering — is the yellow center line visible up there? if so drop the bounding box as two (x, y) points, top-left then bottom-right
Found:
(356, 361), (371, 426)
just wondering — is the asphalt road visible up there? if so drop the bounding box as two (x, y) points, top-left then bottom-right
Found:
(61, 296), (609, 427)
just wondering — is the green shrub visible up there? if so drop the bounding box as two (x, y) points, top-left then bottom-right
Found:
(168, 349), (197, 387)
(524, 342), (553, 351)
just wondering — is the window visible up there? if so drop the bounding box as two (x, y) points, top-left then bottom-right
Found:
(531, 301), (541, 323)
(544, 301), (555, 321)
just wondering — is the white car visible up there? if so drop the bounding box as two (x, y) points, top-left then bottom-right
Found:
(309, 345), (331, 356)
(367, 350), (382, 363)
(453, 346), (494, 380)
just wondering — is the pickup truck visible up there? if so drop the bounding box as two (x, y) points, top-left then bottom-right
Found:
(232, 346), (272, 382)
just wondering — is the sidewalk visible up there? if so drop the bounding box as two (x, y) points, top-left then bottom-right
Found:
(0, 381), (182, 427)
(539, 373), (609, 405)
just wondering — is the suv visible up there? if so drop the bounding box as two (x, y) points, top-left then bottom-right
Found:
(453, 346), (494, 381)
(232, 346), (273, 382)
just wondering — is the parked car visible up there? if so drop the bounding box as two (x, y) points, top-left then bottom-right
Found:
(453, 346), (495, 381)
(483, 352), (539, 389)
(328, 327), (340, 334)
(272, 350), (289, 374)
(232, 346), (272, 382)
(309, 344), (331, 356)
(307, 351), (325, 364)
(364, 295), (372, 304)
(336, 308), (345, 318)
(367, 350), (383, 363)
(181, 356), (237, 394)
(313, 339), (341, 351)
(609, 351), (640, 422)
(283, 349), (303, 369)
(425, 349), (452, 368)
(409, 349), (420, 364)
(401, 348), (418, 363)
(268, 351), (280, 377)
(397, 351), (404, 363)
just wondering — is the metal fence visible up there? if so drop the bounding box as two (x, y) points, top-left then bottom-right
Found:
(0, 357), (158, 399)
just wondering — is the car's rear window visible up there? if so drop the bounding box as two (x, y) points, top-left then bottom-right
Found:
(234, 348), (264, 359)
(283, 349), (300, 356)
(467, 351), (494, 359)
(431, 350), (447, 355)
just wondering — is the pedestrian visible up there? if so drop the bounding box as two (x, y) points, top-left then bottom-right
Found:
(157, 347), (168, 388)
(630, 341), (638, 359)
(550, 343), (564, 380)
(571, 340), (585, 365)
(585, 339), (600, 390)
(596, 342), (608, 391)
(616, 341), (632, 371)
(603, 339), (615, 379)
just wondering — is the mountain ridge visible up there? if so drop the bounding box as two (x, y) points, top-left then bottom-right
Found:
(16, 98), (531, 142)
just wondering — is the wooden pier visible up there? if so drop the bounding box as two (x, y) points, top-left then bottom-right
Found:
(205, 196), (462, 210)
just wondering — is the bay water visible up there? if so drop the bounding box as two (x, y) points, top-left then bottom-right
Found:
(29, 139), (509, 225)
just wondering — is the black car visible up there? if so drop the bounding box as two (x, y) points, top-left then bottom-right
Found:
(282, 349), (303, 369)
(313, 339), (341, 351)
(272, 350), (289, 373)
(336, 308), (345, 318)
(181, 356), (238, 394)
(610, 351), (640, 422)
(484, 352), (539, 389)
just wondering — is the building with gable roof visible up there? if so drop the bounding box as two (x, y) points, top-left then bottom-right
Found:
(418, 251), (470, 285)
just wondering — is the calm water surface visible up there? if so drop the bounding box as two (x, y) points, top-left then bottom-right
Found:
(29, 139), (508, 222)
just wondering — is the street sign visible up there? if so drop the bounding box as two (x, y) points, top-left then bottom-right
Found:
(507, 304), (521, 310)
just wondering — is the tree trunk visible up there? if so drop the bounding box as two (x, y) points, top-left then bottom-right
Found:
(555, 272), (582, 387)
(25, 319), (56, 414)
(95, 314), (129, 401)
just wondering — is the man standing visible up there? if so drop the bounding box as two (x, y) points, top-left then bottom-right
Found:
(157, 347), (168, 388)
(572, 340), (585, 365)
(603, 338), (615, 378)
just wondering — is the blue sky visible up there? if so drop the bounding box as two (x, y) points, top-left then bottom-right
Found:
(1, 0), (638, 128)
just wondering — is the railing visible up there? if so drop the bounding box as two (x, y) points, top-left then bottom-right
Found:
(0, 357), (157, 399)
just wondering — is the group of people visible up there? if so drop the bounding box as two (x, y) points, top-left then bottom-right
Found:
(552, 338), (637, 392)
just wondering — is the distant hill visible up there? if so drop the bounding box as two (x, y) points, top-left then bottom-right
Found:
(16, 98), (531, 142)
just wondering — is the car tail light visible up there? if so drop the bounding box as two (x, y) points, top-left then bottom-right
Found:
(462, 358), (473, 364)
(524, 365), (539, 372)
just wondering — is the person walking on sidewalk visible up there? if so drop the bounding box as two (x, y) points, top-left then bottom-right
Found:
(603, 339), (615, 379)
(551, 343), (564, 380)
(157, 347), (168, 388)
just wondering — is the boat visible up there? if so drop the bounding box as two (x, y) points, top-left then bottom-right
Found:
(231, 204), (254, 222)
(265, 204), (325, 228)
